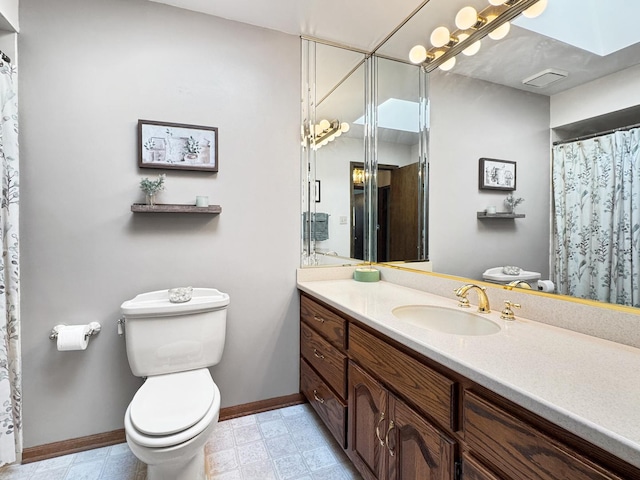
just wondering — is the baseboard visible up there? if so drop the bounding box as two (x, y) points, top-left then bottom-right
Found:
(219, 393), (306, 421)
(21, 393), (306, 464)
(22, 429), (126, 464)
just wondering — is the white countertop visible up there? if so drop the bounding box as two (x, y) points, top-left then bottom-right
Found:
(297, 277), (640, 469)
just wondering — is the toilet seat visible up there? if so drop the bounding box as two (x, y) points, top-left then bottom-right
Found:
(125, 368), (220, 448)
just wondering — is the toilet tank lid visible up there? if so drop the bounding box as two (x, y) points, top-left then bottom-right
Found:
(130, 368), (216, 436)
(121, 288), (230, 317)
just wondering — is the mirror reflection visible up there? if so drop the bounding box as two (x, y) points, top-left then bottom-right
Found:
(378, 0), (640, 308)
(302, 0), (640, 309)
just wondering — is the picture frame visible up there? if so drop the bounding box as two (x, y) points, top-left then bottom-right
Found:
(138, 120), (218, 172)
(479, 158), (516, 191)
(315, 180), (321, 203)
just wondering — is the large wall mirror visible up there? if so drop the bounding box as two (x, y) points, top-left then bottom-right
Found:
(301, 0), (640, 310)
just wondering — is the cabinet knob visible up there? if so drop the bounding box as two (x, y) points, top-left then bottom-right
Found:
(313, 315), (325, 323)
(313, 348), (325, 360)
(312, 389), (325, 404)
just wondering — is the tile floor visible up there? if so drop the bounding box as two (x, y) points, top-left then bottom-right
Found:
(0, 404), (362, 480)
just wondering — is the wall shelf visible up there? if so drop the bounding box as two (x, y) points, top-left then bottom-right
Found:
(131, 203), (221, 214)
(477, 211), (525, 219)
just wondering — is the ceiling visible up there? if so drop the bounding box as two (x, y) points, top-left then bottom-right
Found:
(148, 0), (427, 52)
(149, 0), (640, 98)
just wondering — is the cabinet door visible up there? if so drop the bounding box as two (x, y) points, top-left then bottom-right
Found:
(387, 394), (456, 480)
(349, 361), (388, 480)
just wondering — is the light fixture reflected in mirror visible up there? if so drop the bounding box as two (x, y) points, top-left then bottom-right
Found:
(306, 119), (350, 150)
(408, 0), (547, 72)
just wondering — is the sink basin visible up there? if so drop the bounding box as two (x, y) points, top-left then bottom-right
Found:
(392, 305), (501, 336)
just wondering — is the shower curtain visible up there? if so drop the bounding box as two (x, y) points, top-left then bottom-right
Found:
(0, 58), (20, 466)
(552, 127), (640, 307)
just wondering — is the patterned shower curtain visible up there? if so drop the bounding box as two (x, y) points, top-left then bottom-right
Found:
(0, 58), (20, 466)
(552, 127), (640, 307)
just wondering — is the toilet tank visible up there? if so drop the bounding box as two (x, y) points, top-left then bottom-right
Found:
(120, 288), (230, 377)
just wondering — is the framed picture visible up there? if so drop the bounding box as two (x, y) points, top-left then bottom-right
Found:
(479, 158), (516, 191)
(315, 180), (321, 203)
(138, 120), (218, 172)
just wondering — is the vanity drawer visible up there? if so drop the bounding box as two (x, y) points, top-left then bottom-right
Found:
(300, 359), (346, 448)
(349, 324), (457, 432)
(463, 391), (624, 480)
(300, 322), (347, 399)
(301, 294), (347, 350)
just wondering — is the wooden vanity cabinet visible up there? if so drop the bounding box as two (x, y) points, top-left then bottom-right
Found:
(349, 361), (456, 480)
(299, 292), (640, 480)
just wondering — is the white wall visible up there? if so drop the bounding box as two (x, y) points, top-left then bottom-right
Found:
(429, 71), (550, 281)
(550, 64), (640, 127)
(19, 0), (300, 447)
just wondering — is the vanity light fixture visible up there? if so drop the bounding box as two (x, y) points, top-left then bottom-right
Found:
(307, 119), (350, 150)
(352, 168), (365, 185)
(409, 0), (547, 72)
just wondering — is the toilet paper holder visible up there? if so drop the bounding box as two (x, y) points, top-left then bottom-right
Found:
(49, 322), (102, 340)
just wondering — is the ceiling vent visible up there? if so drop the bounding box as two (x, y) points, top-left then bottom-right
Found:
(522, 68), (568, 88)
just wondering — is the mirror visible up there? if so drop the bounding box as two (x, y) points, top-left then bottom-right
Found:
(301, 40), (428, 266)
(301, 0), (640, 309)
(374, 0), (640, 308)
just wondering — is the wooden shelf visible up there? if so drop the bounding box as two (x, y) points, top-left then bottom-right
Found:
(131, 203), (221, 214)
(477, 211), (525, 219)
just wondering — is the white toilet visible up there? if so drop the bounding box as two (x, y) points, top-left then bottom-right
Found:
(120, 288), (230, 480)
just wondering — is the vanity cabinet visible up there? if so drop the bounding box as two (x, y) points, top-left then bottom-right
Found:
(299, 292), (640, 480)
(463, 391), (625, 480)
(349, 360), (455, 480)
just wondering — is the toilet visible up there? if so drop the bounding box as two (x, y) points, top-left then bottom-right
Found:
(120, 288), (230, 480)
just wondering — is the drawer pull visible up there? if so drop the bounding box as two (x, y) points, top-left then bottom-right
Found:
(385, 420), (396, 457)
(375, 412), (386, 446)
(313, 348), (325, 360)
(313, 389), (325, 404)
(313, 315), (325, 323)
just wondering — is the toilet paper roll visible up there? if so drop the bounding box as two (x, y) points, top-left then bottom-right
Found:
(57, 325), (90, 351)
(537, 280), (555, 293)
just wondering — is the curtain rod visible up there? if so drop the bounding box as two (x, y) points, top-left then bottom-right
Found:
(553, 121), (640, 146)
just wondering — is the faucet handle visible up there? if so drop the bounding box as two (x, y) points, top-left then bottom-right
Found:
(500, 300), (521, 321)
(454, 288), (471, 308)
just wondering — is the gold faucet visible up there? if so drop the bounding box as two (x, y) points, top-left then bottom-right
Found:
(507, 280), (531, 289)
(454, 284), (491, 313)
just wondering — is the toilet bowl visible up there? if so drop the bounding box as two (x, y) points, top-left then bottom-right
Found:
(125, 369), (220, 480)
(120, 288), (230, 480)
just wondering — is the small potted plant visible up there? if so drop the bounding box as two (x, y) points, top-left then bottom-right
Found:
(504, 193), (524, 213)
(184, 136), (201, 162)
(140, 174), (166, 206)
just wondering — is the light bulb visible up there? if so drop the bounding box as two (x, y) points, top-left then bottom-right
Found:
(456, 6), (479, 30)
(457, 34), (481, 56)
(409, 45), (428, 64)
(319, 119), (330, 131)
(522, 0), (547, 18)
(340, 122), (350, 133)
(488, 0), (506, 5)
(439, 56), (456, 71)
(487, 17), (510, 40)
(430, 26), (451, 48)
